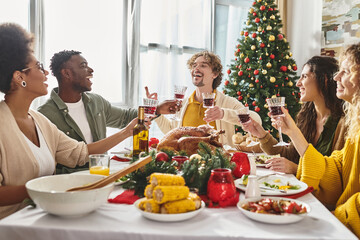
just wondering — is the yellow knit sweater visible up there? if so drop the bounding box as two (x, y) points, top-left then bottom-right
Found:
(296, 138), (360, 238)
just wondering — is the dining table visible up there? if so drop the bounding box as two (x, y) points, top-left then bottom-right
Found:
(0, 158), (357, 240)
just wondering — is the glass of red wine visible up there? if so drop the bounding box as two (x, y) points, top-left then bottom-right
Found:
(143, 98), (159, 118)
(202, 92), (216, 128)
(266, 97), (289, 147)
(237, 107), (259, 147)
(171, 85), (187, 120)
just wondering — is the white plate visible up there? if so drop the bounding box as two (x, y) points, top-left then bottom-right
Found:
(247, 154), (280, 167)
(237, 197), (310, 224)
(134, 199), (205, 222)
(234, 174), (308, 196)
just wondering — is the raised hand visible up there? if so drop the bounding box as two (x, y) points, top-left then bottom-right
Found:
(265, 156), (298, 174)
(269, 106), (297, 137)
(241, 116), (267, 139)
(145, 86), (158, 100)
(156, 100), (180, 115)
(203, 106), (224, 122)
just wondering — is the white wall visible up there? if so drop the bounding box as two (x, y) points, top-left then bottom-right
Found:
(286, 0), (323, 74)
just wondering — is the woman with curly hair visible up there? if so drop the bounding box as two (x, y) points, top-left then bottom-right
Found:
(0, 23), (138, 219)
(242, 56), (346, 174)
(271, 44), (360, 238)
(155, 50), (261, 147)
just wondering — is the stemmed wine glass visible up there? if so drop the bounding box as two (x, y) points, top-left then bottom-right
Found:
(202, 92), (216, 128)
(143, 98), (159, 118)
(237, 107), (259, 147)
(266, 97), (289, 147)
(171, 85), (187, 120)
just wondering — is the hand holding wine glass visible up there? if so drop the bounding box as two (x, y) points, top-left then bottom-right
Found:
(202, 92), (216, 128)
(237, 107), (259, 147)
(171, 85), (187, 120)
(266, 97), (289, 147)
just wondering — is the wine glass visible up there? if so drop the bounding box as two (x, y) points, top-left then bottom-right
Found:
(202, 92), (216, 128)
(171, 85), (187, 120)
(143, 98), (159, 118)
(266, 97), (289, 147)
(237, 107), (259, 147)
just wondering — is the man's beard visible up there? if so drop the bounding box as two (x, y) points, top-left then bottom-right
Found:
(193, 79), (205, 87)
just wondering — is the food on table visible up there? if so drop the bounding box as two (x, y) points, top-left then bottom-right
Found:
(153, 185), (190, 204)
(263, 181), (300, 190)
(156, 126), (225, 155)
(254, 154), (280, 165)
(138, 173), (201, 214)
(231, 152), (250, 178)
(233, 134), (262, 153)
(232, 132), (244, 144)
(241, 198), (307, 214)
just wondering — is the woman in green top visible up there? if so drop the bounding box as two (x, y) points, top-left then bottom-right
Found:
(242, 56), (346, 174)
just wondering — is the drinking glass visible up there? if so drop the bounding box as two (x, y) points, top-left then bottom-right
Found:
(207, 168), (236, 204)
(266, 97), (289, 147)
(202, 92), (216, 128)
(143, 98), (159, 118)
(89, 154), (110, 176)
(237, 107), (259, 147)
(171, 85), (187, 120)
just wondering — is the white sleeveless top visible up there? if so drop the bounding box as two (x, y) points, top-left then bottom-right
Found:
(65, 99), (93, 143)
(23, 123), (55, 177)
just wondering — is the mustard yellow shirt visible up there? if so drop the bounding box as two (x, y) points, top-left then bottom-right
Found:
(182, 91), (216, 129)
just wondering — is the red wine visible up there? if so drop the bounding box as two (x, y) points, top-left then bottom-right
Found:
(238, 114), (250, 123)
(270, 106), (283, 116)
(144, 106), (156, 116)
(174, 93), (184, 100)
(203, 98), (215, 108)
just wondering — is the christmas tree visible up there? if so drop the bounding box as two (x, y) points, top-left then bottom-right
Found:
(223, 0), (300, 139)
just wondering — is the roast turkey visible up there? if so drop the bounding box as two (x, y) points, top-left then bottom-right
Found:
(157, 125), (225, 155)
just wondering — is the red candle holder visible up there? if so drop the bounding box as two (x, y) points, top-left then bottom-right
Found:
(172, 155), (189, 170)
(207, 168), (236, 204)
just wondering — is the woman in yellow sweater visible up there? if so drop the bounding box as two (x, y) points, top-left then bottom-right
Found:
(272, 43), (360, 237)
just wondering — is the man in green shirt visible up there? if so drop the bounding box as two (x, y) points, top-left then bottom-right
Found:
(38, 50), (176, 174)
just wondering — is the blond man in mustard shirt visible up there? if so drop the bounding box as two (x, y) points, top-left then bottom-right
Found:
(155, 51), (261, 147)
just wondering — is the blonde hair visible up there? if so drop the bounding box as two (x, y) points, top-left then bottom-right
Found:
(341, 43), (360, 141)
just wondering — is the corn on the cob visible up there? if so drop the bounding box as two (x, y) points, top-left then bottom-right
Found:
(140, 199), (160, 213)
(153, 185), (189, 204)
(144, 185), (154, 199)
(160, 199), (196, 214)
(150, 173), (185, 186)
(188, 192), (202, 210)
(138, 199), (146, 210)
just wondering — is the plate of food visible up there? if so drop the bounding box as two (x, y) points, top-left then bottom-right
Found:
(234, 174), (308, 196)
(237, 197), (310, 224)
(134, 197), (205, 222)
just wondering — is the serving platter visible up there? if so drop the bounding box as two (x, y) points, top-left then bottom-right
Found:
(237, 196), (310, 224)
(134, 199), (205, 222)
(234, 174), (308, 196)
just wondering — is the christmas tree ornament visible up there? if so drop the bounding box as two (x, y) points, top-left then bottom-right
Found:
(255, 18), (260, 23)
(252, 101), (257, 106)
(263, 17), (267, 21)
(259, 57), (262, 60)
(254, 69), (259, 75)
(272, 95), (277, 98)
(270, 54), (275, 59)
(274, 23), (277, 25)
(285, 55), (289, 59)
(244, 57), (250, 63)
(288, 65), (292, 70)
(260, 85), (263, 88)
(251, 45), (256, 50)
(238, 96), (243, 100)
(251, 77), (255, 80)
(266, 52), (269, 56)
(240, 31), (244, 36)
(255, 79), (259, 83)
(289, 52), (293, 57)
(227, 69), (231, 74)
(249, 8), (254, 13)
(270, 76), (276, 83)
(292, 64), (298, 70)
(240, 53), (245, 58)
(234, 81), (238, 86)
(275, 84), (278, 87)
(238, 71), (244, 76)
(283, 38), (287, 42)
(252, 33), (257, 38)
(236, 48), (241, 53)
(255, 107), (260, 112)
(280, 66), (287, 72)
(252, 1), (256, 6)
(265, 2), (267, 5)
(266, 25), (272, 31)
(257, 36), (261, 41)
(244, 31), (249, 36)
(257, 27), (263, 32)
(224, 80), (229, 86)
(267, 44), (270, 47)
(270, 15), (275, 20)
(277, 34), (283, 40)
(260, 43), (265, 48)
(257, 0), (262, 2)
(237, 91), (241, 96)
(246, 20), (250, 25)
(253, 12), (257, 16)
(262, 69), (267, 74)
(268, 7), (273, 11)
(288, 81), (293, 87)
(264, 103), (268, 108)
(247, 94), (250, 98)
(260, 5), (265, 10)
(266, 62), (272, 68)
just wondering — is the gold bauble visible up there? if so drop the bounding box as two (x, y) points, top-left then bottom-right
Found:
(289, 52), (293, 57)
(257, 36), (261, 41)
(247, 94), (251, 98)
(257, 27), (263, 32)
(267, 44), (270, 47)
(266, 62), (272, 68)
(249, 83), (254, 88)
(246, 20), (250, 25)
(283, 38), (287, 43)
(266, 25), (272, 31)
(288, 65), (292, 70)
(269, 35), (275, 41)
(257, 0), (262, 2)
(265, 2), (267, 5)
(263, 17), (267, 21)
(251, 45), (256, 50)
(240, 53), (245, 58)
(285, 55), (289, 59)
(266, 52), (269, 56)
(262, 69), (268, 75)
(234, 81), (238, 86)
(270, 15), (275, 20)
(240, 30), (244, 36)
(249, 8), (254, 13)
(264, 103), (268, 108)
(288, 81), (293, 87)
(270, 77), (276, 83)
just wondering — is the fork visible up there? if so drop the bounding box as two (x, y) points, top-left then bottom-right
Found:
(257, 172), (285, 181)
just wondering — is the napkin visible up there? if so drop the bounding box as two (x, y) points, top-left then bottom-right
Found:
(200, 191), (240, 208)
(274, 186), (314, 199)
(111, 155), (131, 162)
(108, 190), (140, 204)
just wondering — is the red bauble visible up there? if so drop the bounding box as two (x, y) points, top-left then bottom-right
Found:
(260, 5), (265, 11)
(280, 66), (287, 72)
(259, 57), (262, 60)
(238, 96), (243, 101)
(235, 58), (238, 61)
(231, 152), (250, 178)
(237, 91), (241, 96)
(248, 74), (251, 78)
(252, 32), (257, 38)
(277, 34), (284, 40)
(156, 152), (169, 162)
(238, 71), (243, 76)
(224, 80), (229, 86)
(292, 92), (295, 96)
(227, 69), (231, 74)
(244, 31), (249, 36)
(252, 101), (257, 106)
(237, 48), (241, 53)
(255, 18), (260, 23)
(244, 57), (250, 63)
(245, 103), (249, 107)
(239, 64), (242, 68)
(275, 85), (279, 87)
(285, 77), (289, 80)
(149, 138), (159, 148)
(254, 69), (259, 75)
(252, 1), (256, 6)
(293, 65), (298, 71)
(253, 12), (257, 16)
(260, 43), (265, 48)
(270, 54), (275, 59)
(260, 85), (263, 88)
(276, 93), (280, 97)
(255, 107), (260, 112)
(237, 44), (240, 48)
(255, 79), (260, 83)
(268, 7), (273, 11)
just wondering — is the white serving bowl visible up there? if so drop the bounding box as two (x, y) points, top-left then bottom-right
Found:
(26, 174), (114, 217)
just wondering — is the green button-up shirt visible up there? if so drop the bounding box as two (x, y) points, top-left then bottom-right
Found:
(38, 88), (137, 173)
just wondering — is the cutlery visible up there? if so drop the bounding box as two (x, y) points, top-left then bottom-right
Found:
(66, 155), (152, 192)
(259, 186), (287, 193)
(257, 172), (285, 181)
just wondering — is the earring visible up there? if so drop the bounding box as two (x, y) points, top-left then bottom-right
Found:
(21, 81), (27, 87)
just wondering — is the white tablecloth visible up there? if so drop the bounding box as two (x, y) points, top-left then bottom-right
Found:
(0, 163), (357, 240)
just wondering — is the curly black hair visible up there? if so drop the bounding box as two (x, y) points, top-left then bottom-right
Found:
(187, 51), (223, 89)
(50, 50), (81, 81)
(0, 23), (34, 94)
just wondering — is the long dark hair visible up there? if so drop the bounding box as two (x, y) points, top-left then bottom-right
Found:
(296, 56), (344, 144)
